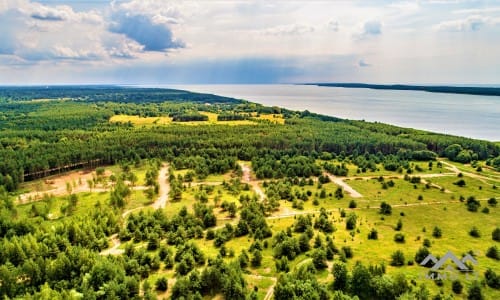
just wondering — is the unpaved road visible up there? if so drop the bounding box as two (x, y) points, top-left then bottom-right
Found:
(102, 164), (170, 255)
(152, 164), (169, 209)
(239, 162), (266, 201)
(325, 172), (363, 198)
(100, 234), (124, 255)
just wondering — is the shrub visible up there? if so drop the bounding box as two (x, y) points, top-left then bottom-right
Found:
(493, 227), (500, 241)
(454, 179), (466, 187)
(349, 200), (357, 208)
(486, 246), (499, 260)
(345, 212), (357, 230)
(432, 226), (442, 238)
(380, 202), (392, 215)
(488, 197), (497, 207)
(390, 250), (405, 266)
(341, 246), (353, 259)
(484, 268), (500, 289)
(394, 233), (405, 243)
(469, 226), (481, 238)
(467, 280), (484, 300)
(251, 249), (262, 267)
(155, 277), (168, 291)
(415, 247), (431, 264)
(466, 196), (481, 212)
(312, 249), (328, 270)
(395, 219), (403, 231)
(452, 279), (463, 294)
(368, 228), (378, 240)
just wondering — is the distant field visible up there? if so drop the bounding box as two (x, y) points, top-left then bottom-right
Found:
(109, 112), (285, 126)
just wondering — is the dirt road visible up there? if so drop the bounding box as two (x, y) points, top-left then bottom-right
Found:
(152, 164), (169, 209)
(239, 162), (266, 201)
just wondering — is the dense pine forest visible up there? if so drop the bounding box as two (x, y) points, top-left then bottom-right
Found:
(0, 86), (499, 299)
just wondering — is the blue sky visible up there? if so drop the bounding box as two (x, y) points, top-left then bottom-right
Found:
(1, 0), (500, 84)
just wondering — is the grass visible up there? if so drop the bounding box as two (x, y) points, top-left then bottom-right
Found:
(110, 114), (173, 125)
(109, 112), (285, 127)
(15, 158), (500, 299)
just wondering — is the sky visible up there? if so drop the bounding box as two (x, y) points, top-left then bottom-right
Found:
(1, 0), (500, 84)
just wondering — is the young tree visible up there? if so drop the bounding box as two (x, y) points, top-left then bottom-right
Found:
(155, 277), (168, 292)
(311, 249), (328, 270)
(380, 202), (392, 215)
(251, 249), (262, 267)
(332, 262), (349, 291)
(391, 250), (405, 266)
(467, 280), (484, 300)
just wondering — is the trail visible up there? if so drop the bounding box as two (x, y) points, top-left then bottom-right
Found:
(239, 162), (266, 201)
(246, 274), (277, 300)
(100, 234), (124, 255)
(325, 172), (363, 198)
(441, 160), (500, 184)
(103, 164), (170, 254)
(152, 164), (170, 209)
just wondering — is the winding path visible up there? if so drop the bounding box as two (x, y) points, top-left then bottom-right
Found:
(152, 164), (170, 209)
(102, 164), (170, 255)
(239, 162), (266, 201)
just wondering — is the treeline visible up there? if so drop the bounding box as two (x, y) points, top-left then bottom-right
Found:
(0, 86), (241, 104)
(217, 113), (249, 121)
(314, 83), (500, 97)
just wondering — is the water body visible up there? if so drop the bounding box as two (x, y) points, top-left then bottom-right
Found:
(149, 84), (499, 141)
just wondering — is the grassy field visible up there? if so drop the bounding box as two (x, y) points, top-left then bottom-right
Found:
(109, 112), (285, 126)
(14, 159), (500, 299)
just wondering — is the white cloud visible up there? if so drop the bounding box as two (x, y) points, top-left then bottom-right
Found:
(261, 24), (315, 36)
(434, 15), (497, 32)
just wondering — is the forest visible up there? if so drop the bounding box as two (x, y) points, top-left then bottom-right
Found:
(0, 86), (499, 299)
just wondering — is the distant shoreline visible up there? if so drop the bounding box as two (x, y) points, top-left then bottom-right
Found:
(308, 83), (500, 97)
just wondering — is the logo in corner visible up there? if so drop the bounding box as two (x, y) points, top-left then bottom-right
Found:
(420, 250), (479, 281)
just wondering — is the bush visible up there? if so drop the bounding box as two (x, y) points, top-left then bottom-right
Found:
(466, 196), (481, 212)
(251, 249), (262, 267)
(341, 246), (353, 258)
(380, 202), (392, 215)
(415, 247), (431, 264)
(452, 279), (463, 294)
(368, 228), (378, 240)
(486, 246), (499, 260)
(349, 200), (357, 208)
(467, 280), (484, 300)
(488, 197), (498, 207)
(454, 179), (466, 187)
(312, 249), (328, 270)
(395, 219), (403, 231)
(469, 226), (481, 238)
(155, 277), (168, 291)
(394, 233), (405, 243)
(432, 226), (442, 238)
(484, 268), (500, 289)
(345, 212), (357, 230)
(390, 250), (405, 266)
(493, 227), (500, 241)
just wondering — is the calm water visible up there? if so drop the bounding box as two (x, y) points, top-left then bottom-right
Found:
(150, 84), (499, 141)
